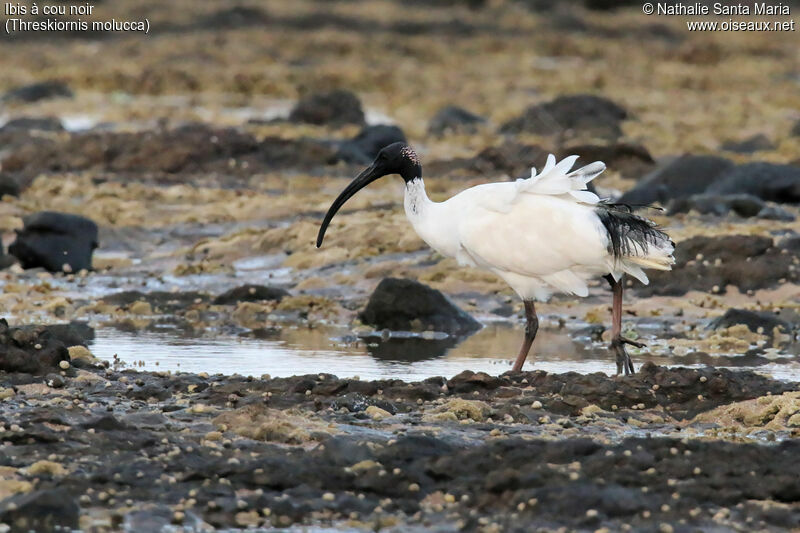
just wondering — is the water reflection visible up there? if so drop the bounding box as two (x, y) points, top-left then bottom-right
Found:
(360, 331), (461, 361)
(87, 323), (800, 381)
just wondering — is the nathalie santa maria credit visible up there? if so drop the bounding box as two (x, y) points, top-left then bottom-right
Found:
(657, 3), (790, 15)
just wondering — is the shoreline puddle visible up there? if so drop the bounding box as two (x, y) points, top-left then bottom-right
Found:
(89, 324), (800, 381)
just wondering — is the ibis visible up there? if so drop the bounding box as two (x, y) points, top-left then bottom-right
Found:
(316, 142), (674, 375)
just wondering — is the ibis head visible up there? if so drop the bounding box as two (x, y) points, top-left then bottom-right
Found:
(316, 142), (421, 247)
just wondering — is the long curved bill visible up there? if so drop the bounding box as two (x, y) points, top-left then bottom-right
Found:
(316, 163), (380, 248)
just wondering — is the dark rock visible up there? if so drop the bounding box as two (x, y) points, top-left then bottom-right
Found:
(720, 133), (774, 154)
(358, 278), (481, 335)
(640, 234), (797, 296)
(0, 320), (71, 374)
(560, 143), (655, 180)
(618, 154), (735, 206)
(3, 81), (73, 103)
(0, 174), (21, 197)
(213, 285), (289, 305)
(791, 119), (800, 137)
(0, 488), (79, 533)
(0, 116), (64, 132)
(102, 290), (210, 311)
(669, 193), (766, 217)
(336, 125), (407, 165)
(45, 373), (65, 388)
(710, 309), (792, 337)
(427, 106), (487, 136)
(447, 370), (504, 393)
(707, 162), (800, 204)
(490, 304), (515, 317)
(289, 89), (365, 126)
(500, 94), (628, 140)
(31, 322), (95, 347)
(9, 211), (98, 273)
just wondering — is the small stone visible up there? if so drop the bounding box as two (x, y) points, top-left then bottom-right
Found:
(322, 492), (335, 501)
(408, 483), (420, 492)
(531, 400), (543, 409)
(59, 360), (70, 370)
(365, 405), (392, 420)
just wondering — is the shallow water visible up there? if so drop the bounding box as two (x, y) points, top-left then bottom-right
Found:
(89, 323), (800, 381)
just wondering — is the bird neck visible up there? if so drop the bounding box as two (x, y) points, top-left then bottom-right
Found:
(403, 177), (460, 259)
(403, 177), (432, 219)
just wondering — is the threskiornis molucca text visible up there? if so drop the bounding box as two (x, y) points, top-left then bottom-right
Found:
(316, 142), (675, 375)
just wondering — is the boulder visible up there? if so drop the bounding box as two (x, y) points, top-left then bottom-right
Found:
(707, 162), (800, 204)
(669, 193), (795, 221)
(427, 106), (487, 135)
(9, 211), (98, 273)
(709, 309), (791, 337)
(336, 125), (407, 164)
(618, 154), (734, 206)
(359, 278), (481, 335)
(3, 81), (73, 103)
(0, 174), (21, 197)
(213, 284), (289, 305)
(669, 194), (766, 217)
(720, 134), (774, 154)
(500, 94), (628, 140)
(0, 488), (79, 533)
(289, 89), (366, 126)
(0, 320), (72, 374)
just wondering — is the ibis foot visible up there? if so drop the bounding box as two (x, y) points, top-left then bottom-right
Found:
(611, 336), (644, 376)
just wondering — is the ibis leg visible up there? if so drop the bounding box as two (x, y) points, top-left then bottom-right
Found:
(605, 275), (644, 375)
(512, 300), (538, 372)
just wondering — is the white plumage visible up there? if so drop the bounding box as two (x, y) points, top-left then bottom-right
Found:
(403, 154), (674, 301)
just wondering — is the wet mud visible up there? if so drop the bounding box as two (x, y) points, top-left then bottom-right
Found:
(0, 352), (797, 532)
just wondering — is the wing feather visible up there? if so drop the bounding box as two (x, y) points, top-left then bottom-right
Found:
(515, 154), (605, 206)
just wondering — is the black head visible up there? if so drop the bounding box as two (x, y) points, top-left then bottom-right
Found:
(316, 142), (421, 247)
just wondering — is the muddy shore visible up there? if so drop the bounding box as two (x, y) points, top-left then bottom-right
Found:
(0, 351), (798, 532)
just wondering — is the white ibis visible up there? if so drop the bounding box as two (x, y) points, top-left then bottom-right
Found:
(316, 142), (674, 375)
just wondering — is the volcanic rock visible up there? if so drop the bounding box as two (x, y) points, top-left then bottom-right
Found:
(289, 89), (366, 126)
(9, 211), (98, 273)
(359, 278), (481, 335)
